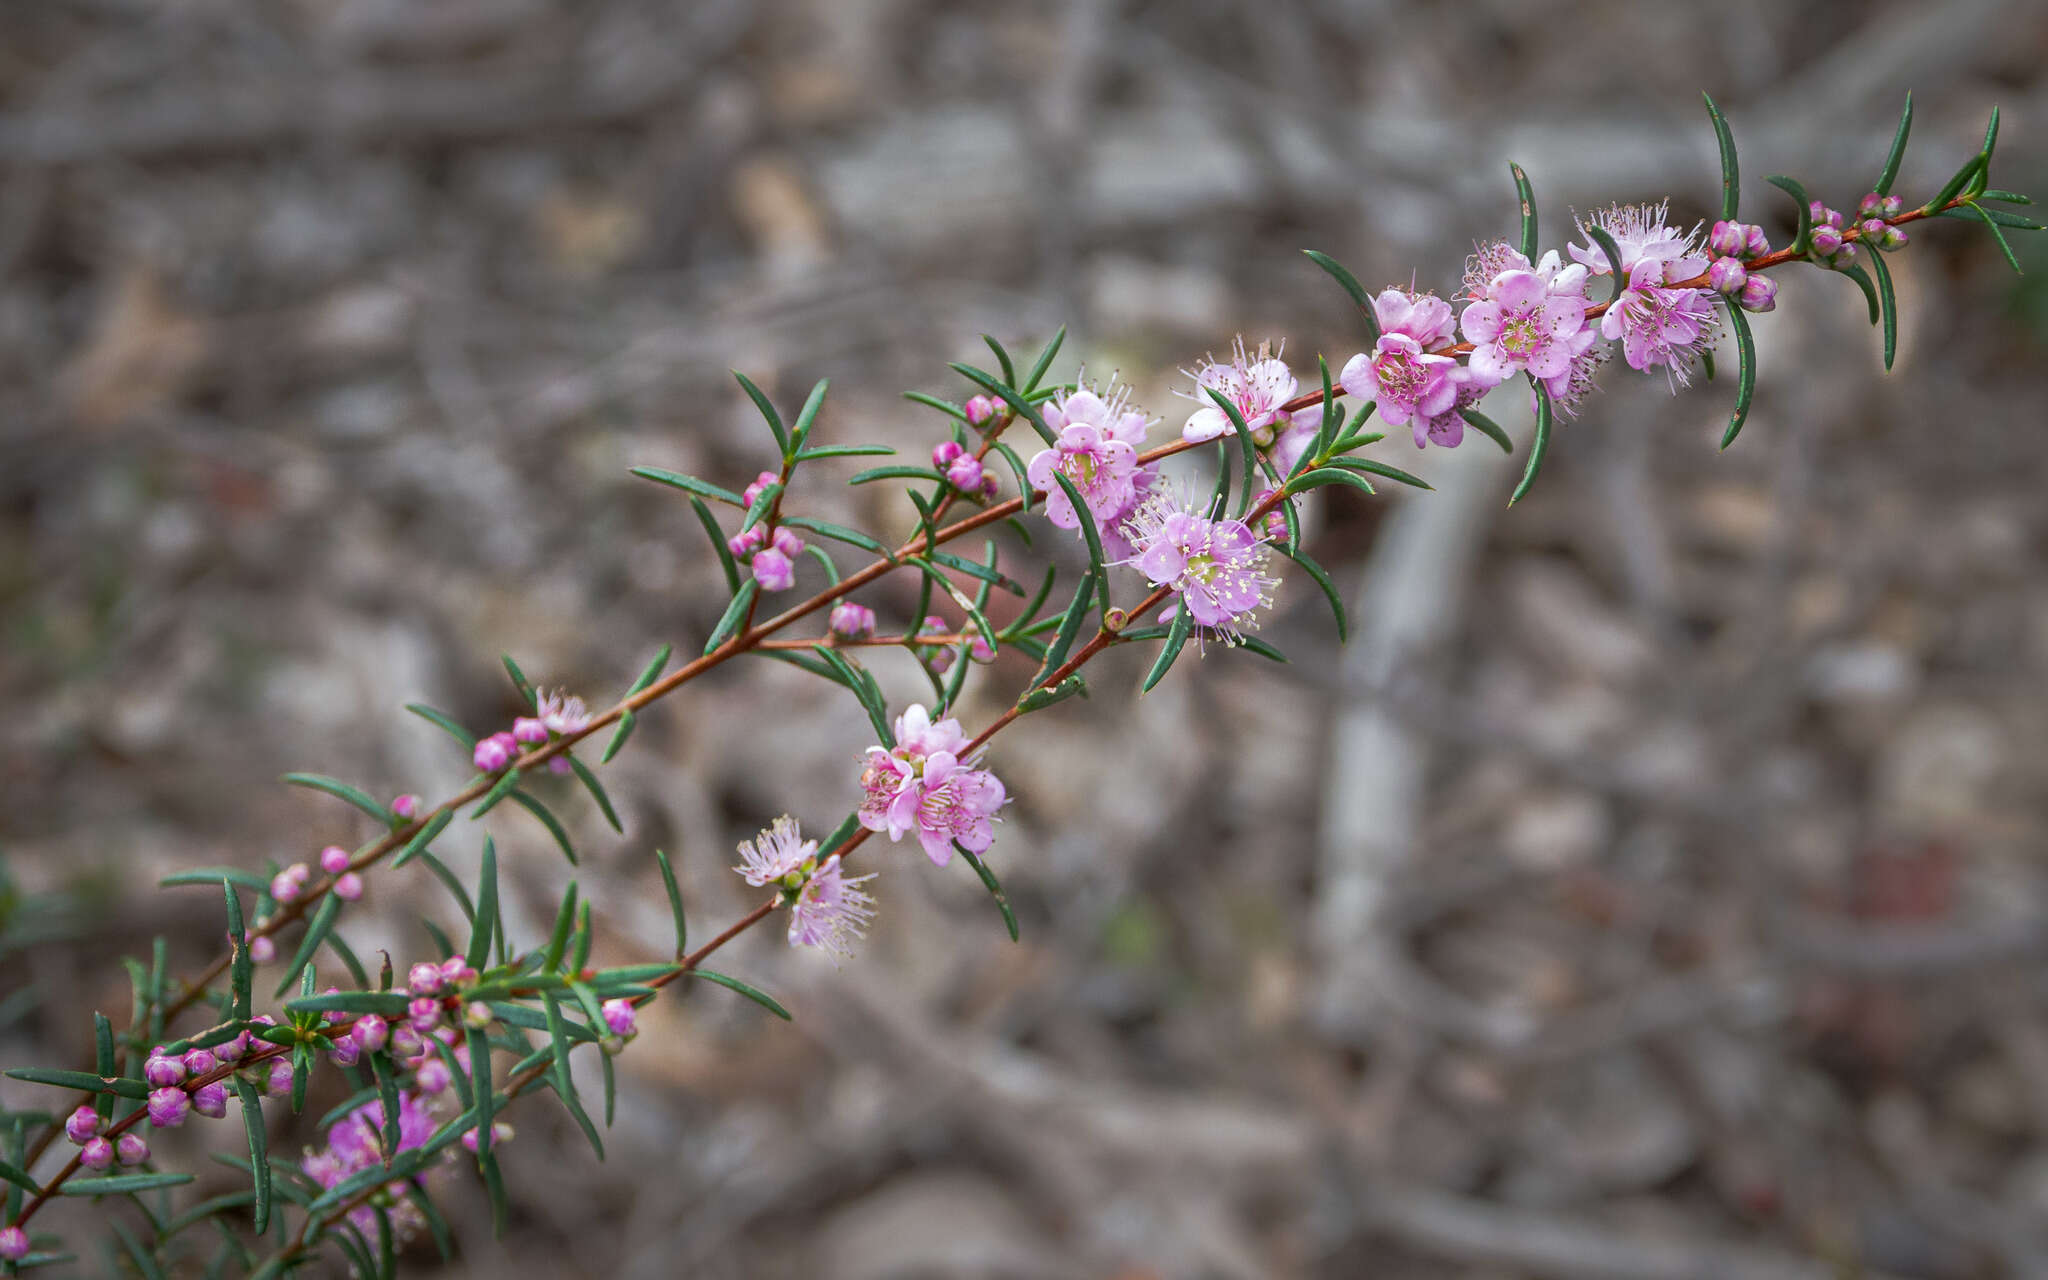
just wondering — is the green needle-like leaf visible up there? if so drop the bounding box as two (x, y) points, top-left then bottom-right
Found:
(1721, 302), (1757, 449)
(1875, 91), (1913, 196)
(1022, 325), (1066, 393)
(405, 703), (476, 749)
(654, 849), (686, 957)
(1303, 250), (1382, 345)
(732, 370), (788, 455)
(690, 970), (793, 1020)
(1868, 248), (1899, 371)
(953, 842), (1019, 942)
(391, 810), (452, 870)
(704, 579), (759, 656)
(1583, 225), (1628, 303)
(233, 1077), (271, 1233)
(1141, 604), (1193, 694)
(465, 839), (498, 973)
(789, 378), (830, 452)
(1837, 263), (1881, 324)
(1458, 408), (1514, 454)
(1701, 92), (1739, 222)
(1509, 161), (1539, 260)
(628, 467), (742, 507)
(281, 774), (392, 825)
(1508, 379), (1554, 507)
(1766, 174), (1814, 254)
(1275, 544), (1346, 642)
(274, 895), (342, 998)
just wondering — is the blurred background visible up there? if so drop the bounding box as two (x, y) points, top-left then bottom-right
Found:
(4, 1), (2047, 1276)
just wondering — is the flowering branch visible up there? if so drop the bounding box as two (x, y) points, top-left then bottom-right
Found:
(1, 92), (2037, 1276)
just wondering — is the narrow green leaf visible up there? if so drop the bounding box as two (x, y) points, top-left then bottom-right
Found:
(1032, 567), (1097, 687)
(274, 896), (343, 999)
(1457, 408), (1514, 454)
(928, 549), (1024, 595)
(982, 335), (1017, 387)
(848, 464), (948, 486)
(1141, 604), (1193, 694)
(369, 1050), (401, 1162)
(690, 970), (793, 1020)
(689, 495), (741, 594)
(1982, 105), (2000, 159)
(1979, 188), (2032, 205)
(1201, 386), (1262, 516)
(792, 444), (893, 462)
(225, 880), (252, 1021)
(731, 371), (788, 454)
(1700, 346), (1716, 381)
(404, 704), (476, 749)
(285, 991), (412, 1017)
(1022, 325), (1066, 393)
(1938, 204), (2046, 229)
(59, 1172), (195, 1195)
(508, 791), (578, 866)
(390, 809), (452, 870)
(565, 757), (622, 834)
(637, 466), (741, 506)
(737, 481), (781, 537)
(281, 774), (393, 825)
(233, 1077), (272, 1233)
(1583, 225), (1628, 302)
(789, 378), (830, 452)
(1048, 471), (1108, 580)
(470, 765), (522, 819)
(1287, 467), (1376, 499)
(1875, 90), (1913, 196)
(0, 1160), (40, 1195)
(818, 811), (862, 858)
(1965, 201), (2026, 273)
(1303, 250), (1382, 345)
(601, 711), (636, 765)
(947, 362), (1057, 446)
(466, 839), (498, 972)
(1721, 303), (1757, 449)
(111, 1222), (169, 1280)
(1868, 248), (1899, 371)
(952, 842), (1018, 942)
(3, 1068), (148, 1099)
(1508, 379), (1554, 507)
(704, 579), (759, 656)
(501, 654), (537, 709)
(1921, 151), (1986, 216)
(1275, 544), (1346, 642)
(466, 1026), (495, 1163)
(1508, 161), (1539, 260)
(1016, 673), (1087, 712)
(1766, 174), (1817, 254)
(780, 515), (890, 557)
(1837, 263), (1881, 324)
(654, 849), (686, 957)
(904, 390), (970, 422)
(1701, 93), (1739, 222)
(160, 867), (271, 891)
(1332, 456), (1431, 490)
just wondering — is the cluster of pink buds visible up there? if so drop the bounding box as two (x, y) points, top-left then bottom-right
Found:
(145, 1040), (236, 1129)
(963, 393), (1002, 428)
(730, 522), (805, 591)
(475, 687), (589, 774)
(1856, 191), (1911, 250)
(734, 816), (877, 960)
(828, 600), (876, 640)
(931, 440), (998, 499)
(915, 614), (954, 675)
(63, 1105), (150, 1170)
(1808, 200), (1858, 263)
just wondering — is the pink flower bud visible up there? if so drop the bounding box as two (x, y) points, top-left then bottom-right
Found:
(333, 872), (363, 902)
(414, 1058), (452, 1095)
(829, 601), (876, 639)
(1707, 220), (1749, 258)
(439, 956), (476, 986)
(64, 1105), (100, 1146)
(147, 1087), (188, 1128)
(512, 717), (548, 745)
(1253, 490), (1289, 542)
(1809, 224), (1844, 256)
(116, 1133), (149, 1166)
(727, 524), (766, 559)
(1859, 217), (1888, 241)
(408, 963), (444, 996)
(270, 869), (304, 904)
(143, 1053), (185, 1089)
(1739, 275), (1778, 313)
(771, 526), (803, 559)
(548, 756), (571, 775)
(80, 1136), (115, 1170)
(389, 1024), (423, 1060)
(931, 440), (965, 468)
(751, 547), (795, 592)
(920, 615), (947, 636)
(969, 628), (995, 663)
(464, 1001), (493, 1030)
(408, 997), (442, 1032)
(601, 998), (638, 1039)
(351, 1014), (389, 1054)
(926, 647), (955, 675)
(328, 1035), (360, 1068)
(0, 1227), (28, 1261)
(1857, 191), (1886, 218)
(1708, 257), (1748, 294)
(1807, 201), (1843, 230)
(191, 1082), (229, 1119)
(977, 472), (999, 500)
(472, 731), (518, 774)
(964, 394), (999, 427)
(391, 793), (421, 821)
(945, 455), (984, 493)
(266, 1058), (295, 1096)
(1744, 224), (1770, 256)
(741, 470), (781, 507)
(319, 845), (351, 875)
(182, 1048), (218, 1077)
(461, 1121), (513, 1153)
(249, 935), (277, 964)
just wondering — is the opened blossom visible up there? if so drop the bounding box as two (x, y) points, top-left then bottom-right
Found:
(787, 854), (877, 959)
(1180, 338), (1297, 444)
(1026, 382), (1156, 558)
(858, 704), (1005, 866)
(1568, 203), (1718, 386)
(734, 815), (816, 887)
(1338, 288), (1465, 439)
(1122, 488), (1278, 645)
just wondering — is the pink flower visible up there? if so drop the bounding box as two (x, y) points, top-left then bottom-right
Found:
(1270, 405), (1322, 476)
(536, 689), (589, 736)
(473, 732), (517, 774)
(302, 1092), (440, 1236)
(1122, 488), (1277, 645)
(1600, 258), (1720, 388)
(857, 705), (1005, 866)
(751, 547), (795, 592)
(1338, 333), (1459, 434)
(1568, 202), (1703, 281)
(734, 815), (817, 888)
(1461, 269), (1595, 387)
(1180, 337), (1297, 443)
(1372, 287), (1458, 348)
(788, 854), (877, 959)
(1027, 383), (1150, 539)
